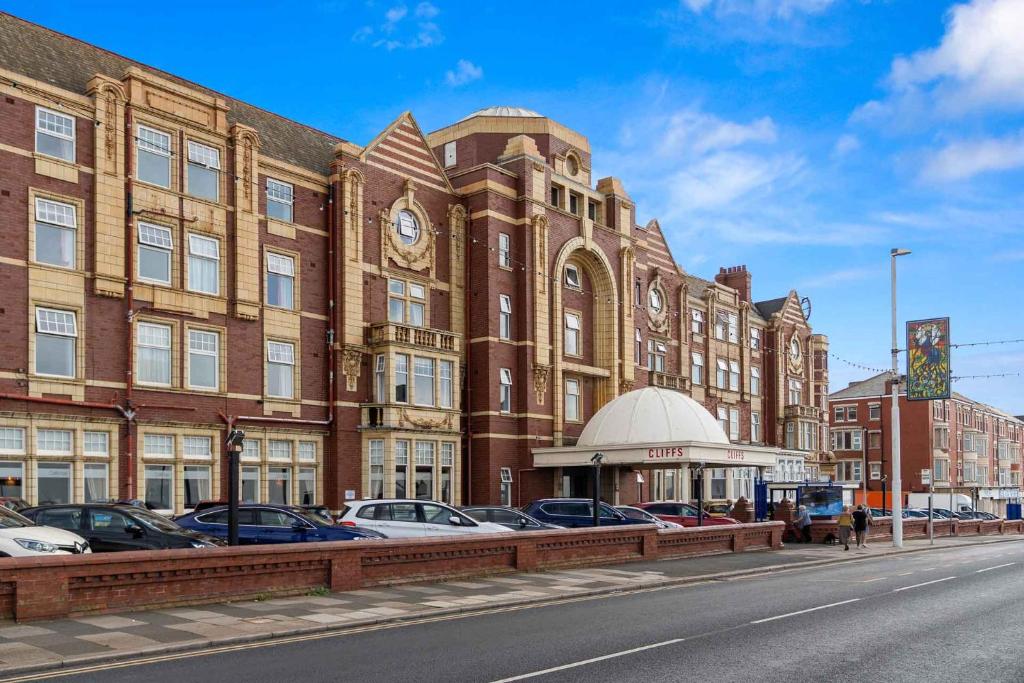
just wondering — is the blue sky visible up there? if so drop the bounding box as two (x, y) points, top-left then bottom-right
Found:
(7, 0), (1023, 412)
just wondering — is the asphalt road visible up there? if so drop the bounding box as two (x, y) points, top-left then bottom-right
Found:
(17, 540), (1024, 683)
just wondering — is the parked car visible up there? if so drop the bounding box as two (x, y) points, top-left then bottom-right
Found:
(338, 499), (514, 538)
(0, 497), (30, 513)
(520, 499), (651, 528)
(702, 502), (734, 517)
(636, 502), (741, 527)
(903, 509), (929, 518)
(615, 506), (683, 529)
(0, 505), (90, 557)
(301, 505), (337, 524)
(182, 501), (338, 524)
(21, 504), (225, 552)
(460, 506), (562, 531)
(176, 504), (383, 544)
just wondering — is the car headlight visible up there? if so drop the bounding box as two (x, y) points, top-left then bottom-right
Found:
(189, 540), (214, 549)
(15, 538), (58, 553)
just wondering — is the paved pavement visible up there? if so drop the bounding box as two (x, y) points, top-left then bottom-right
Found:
(0, 535), (1018, 680)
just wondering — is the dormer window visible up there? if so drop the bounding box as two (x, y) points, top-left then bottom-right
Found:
(564, 264), (581, 289)
(395, 210), (420, 245)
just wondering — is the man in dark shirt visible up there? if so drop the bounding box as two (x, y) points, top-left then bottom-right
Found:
(852, 505), (870, 548)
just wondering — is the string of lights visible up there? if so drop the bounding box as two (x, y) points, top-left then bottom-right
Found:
(951, 338), (1024, 349)
(952, 372), (1022, 381)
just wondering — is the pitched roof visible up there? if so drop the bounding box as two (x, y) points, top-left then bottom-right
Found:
(829, 373), (893, 400)
(754, 297), (787, 320)
(0, 12), (343, 173)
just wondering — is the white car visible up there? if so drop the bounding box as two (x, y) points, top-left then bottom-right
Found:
(338, 499), (514, 538)
(0, 506), (91, 557)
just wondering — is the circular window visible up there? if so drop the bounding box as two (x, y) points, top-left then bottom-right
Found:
(566, 154), (579, 177)
(790, 337), (801, 361)
(395, 210), (420, 245)
(649, 288), (663, 313)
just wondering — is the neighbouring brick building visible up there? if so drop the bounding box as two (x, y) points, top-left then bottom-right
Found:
(829, 374), (1024, 515)
(0, 13), (829, 514)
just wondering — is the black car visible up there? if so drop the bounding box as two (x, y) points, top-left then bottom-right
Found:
(460, 506), (563, 531)
(21, 504), (226, 552)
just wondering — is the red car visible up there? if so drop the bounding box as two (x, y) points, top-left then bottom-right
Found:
(637, 501), (740, 526)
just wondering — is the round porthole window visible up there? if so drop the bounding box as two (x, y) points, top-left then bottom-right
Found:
(566, 155), (579, 176)
(649, 288), (663, 314)
(395, 210), (420, 245)
(790, 337), (801, 361)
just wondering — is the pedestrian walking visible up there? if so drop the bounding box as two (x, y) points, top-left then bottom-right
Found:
(836, 505), (854, 551)
(793, 505), (813, 543)
(853, 504), (870, 548)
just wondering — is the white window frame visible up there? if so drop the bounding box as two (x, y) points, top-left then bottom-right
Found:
(443, 140), (456, 168)
(0, 428), (26, 455)
(729, 408), (740, 441)
(691, 352), (704, 385)
(267, 340), (296, 399)
(35, 106), (76, 162)
(137, 222), (173, 285)
(691, 310), (705, 335)
(750, 367), (760, 395)
(565, 378), (581, 423)
(499, 294), (512, 340)
(186, 140), (221, 201)
(269, 439), (293, 462)
(136, 322), (172, 386)
(499, 368), (512, 414)
(498, 233), (511, 268)
(750, 328), (760, 350)
(266, 178), (294, 222)
(136, 124), (172, 188)
(35, 307), (77, 378)
(187, 234), (220, 295)
(634, 328), (642, 365)
(143, 434), (174, 457)
(374, 354), (386, 403)
(83, 431), (109, 456)
(188, 329), (219, 391)
(440, 360), (454, 410)
(37, 428), (72, 455)
(413, 357), (435, 407)
(183, 436), (213, 460)
(729, 360), (740, 392)
(266, 253), (296, 309)
(564, 312), (581, 356)
(564, 264), (581, 289)
(34, 197), (77, 270)
(716, 359), (728, 389)
(751, 411), (761, 442)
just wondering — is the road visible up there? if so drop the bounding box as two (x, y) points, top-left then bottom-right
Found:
(13, 540), (1024, 683)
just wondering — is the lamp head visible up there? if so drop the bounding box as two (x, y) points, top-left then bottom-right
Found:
(891, 248), (912, 257)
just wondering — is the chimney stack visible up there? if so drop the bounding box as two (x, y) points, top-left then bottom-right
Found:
(715, 265), (752, 303)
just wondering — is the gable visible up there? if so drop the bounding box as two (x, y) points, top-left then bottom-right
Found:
(361, 112), (454, 193)
(641, 219), (685, 276)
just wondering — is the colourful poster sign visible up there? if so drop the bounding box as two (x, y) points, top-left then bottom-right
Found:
(906, 318), (951, 401)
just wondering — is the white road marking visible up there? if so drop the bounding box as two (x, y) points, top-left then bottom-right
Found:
(893, 577), (956, 592)
(749, 599), (861, 625)
(976, 563), (1016, 574)
(490, 639), (685, 682)
(897, 572), (914, 576)
(860, 577), (887, 583)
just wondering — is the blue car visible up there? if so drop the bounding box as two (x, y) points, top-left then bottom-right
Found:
(521, 499), (651, 528)
(175, 504), (386, 543)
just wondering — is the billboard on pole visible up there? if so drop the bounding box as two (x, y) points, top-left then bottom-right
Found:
(906, 317), (951, 401)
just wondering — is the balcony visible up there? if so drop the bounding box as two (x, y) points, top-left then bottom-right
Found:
(785, 405), (822, 420)
(369, 322), (460, 353)
(648, 371), (690, 393)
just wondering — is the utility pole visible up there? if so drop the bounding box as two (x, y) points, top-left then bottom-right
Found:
(890, 247), (911, 548)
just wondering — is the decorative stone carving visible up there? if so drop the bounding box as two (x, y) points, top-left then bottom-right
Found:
(380, 180), (434, 273)
(619, 378), (634, 396)
(533, 364), (551, 404)
(401, 409), (455, 430)
(341, 346), (364, 392)
(647, 270), (671, 335)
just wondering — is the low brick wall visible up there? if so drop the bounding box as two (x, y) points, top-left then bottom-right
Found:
(806, 517), (1024, 544)
(0, 522), (783, 622)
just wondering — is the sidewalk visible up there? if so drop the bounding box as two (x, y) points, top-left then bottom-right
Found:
(0, 535), (1017, 678)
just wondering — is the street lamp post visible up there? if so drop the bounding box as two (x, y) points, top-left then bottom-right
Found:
(225, 428), (245, 546)
(591, 453), (604, 528)
(890, 247), (911, 548)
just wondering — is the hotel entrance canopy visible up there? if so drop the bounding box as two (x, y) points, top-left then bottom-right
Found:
(533, 387), (780, 470)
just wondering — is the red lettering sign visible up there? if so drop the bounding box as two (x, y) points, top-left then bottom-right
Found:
(726, 450), (745, 461)
(647, 447), (686, 459)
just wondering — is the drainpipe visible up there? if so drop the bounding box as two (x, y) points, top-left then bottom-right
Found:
(464, 211), (472, 504)
(0, 394), (120, 412)
(326, 174), (338, 502)
(124, 103), (137, 499)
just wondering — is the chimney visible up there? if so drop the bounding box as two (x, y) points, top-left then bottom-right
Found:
(715, 265), (752, 303)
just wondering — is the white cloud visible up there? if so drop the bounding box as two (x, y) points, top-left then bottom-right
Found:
(856, 0), (1024, 122)
(445, 60), (483, 87)
(681, 0), (835, 19)
(832, 133), (861, 157)
(668, 150), (803, 211)
(659, 109), (777, 156)
(920, 131), (1024, 182)
(353, 2), (444, 50)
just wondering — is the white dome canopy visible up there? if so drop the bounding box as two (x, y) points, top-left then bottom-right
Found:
(459, 106), (543, 121)
(576, 387), (730, 447)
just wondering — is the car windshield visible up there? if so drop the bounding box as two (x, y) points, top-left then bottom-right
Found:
(0, 506), (32, 529)
(129, 508), (184, 533)
(288, 508), (328, 526)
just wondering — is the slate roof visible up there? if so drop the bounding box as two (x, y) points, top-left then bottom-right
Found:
(829, 373), (893, 400)
(754, 297), (787, 320)
(0, 12), (343, 173)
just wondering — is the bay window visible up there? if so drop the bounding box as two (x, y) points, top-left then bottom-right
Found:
(414, 441), (435, 500)
(414, 357), (434, 406)
(395, 354), (409, 403)
(440, 360), (453, 409)
(369, 440), (384, 499)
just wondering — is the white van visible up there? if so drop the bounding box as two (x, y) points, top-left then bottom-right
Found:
(906, 493), (973, 513)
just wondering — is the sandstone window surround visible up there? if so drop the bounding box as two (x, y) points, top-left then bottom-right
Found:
(266, 252), (296, 310)
(647, 339), (666, 372)
(266, 340), (296, 399)
(35, 307), (78, 379)
(691, 309), (705, 335)
(788, 378), (802, 405)
(0, 428), (26, 455)
(187, 328), (220, 392)
(234, 434), (322, 505)
(367, 437), (457, 503)
(34, 197), (77, 270)
(266, 178), (294, 222)
(729, 360), (740, 392)
(716, 358), (728, 389)
(35, 105), (76, 162)
(187, 233), (220, 296)
(136, 124), (172, 189)
(135, 321), (173, 387)
(137, 222), (173, 285)
(564, 264), (581, 290)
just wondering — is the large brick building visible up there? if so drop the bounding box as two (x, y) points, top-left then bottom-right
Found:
(829, 374), (1023, 515)
(0, 13), (829, 513)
